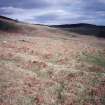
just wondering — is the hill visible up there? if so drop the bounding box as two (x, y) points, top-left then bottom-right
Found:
(0, 15), (17, 21)
(51, 23), (105, 38)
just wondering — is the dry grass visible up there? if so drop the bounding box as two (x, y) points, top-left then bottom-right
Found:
(0, 24), (105, 105)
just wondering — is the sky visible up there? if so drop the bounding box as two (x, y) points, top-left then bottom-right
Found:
(0, 0), (105, 25)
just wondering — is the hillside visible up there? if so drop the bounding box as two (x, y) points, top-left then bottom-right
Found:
(0, 16), (105, 105)
(51, 23), (105, 38)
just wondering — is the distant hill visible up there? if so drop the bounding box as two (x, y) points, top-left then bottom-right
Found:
(0, 15), (105, 38)
(0, 16), (17, 22)
(51, 23), (105, 38)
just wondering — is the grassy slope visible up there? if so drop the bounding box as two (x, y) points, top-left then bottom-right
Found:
(0, 21), (105, 105)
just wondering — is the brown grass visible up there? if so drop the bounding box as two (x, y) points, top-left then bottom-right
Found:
(0, 24), (105, 105)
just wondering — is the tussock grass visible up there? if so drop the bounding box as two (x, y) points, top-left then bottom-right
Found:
(56, 82), (65, 104)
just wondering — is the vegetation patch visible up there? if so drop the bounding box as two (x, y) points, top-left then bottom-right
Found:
(81, 52), (105, 68)
(0, 21), (19, 31)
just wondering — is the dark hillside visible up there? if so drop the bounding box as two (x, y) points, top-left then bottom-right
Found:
(51, 23), (105, 38)
(0, 16), (19, 31)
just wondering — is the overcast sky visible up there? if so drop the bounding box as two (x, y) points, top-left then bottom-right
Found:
(0, 0), (105, 25)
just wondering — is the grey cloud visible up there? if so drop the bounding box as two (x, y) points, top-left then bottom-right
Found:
(0, 0), (49, 9)
(0, 0), (105, 25)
